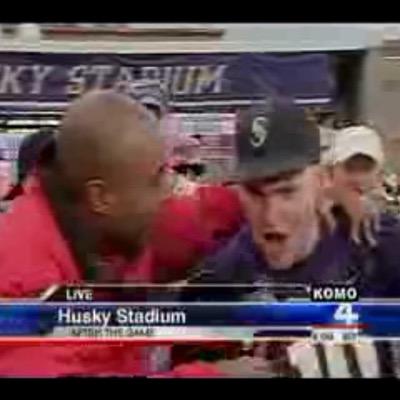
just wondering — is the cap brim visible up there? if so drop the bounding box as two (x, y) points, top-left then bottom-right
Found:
(334, 149), (382, 165)
(226, 155), (318, 184)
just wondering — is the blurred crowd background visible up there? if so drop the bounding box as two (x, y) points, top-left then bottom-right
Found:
(0, 24), (400, 213)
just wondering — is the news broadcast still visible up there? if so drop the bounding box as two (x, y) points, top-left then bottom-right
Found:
(1, 23), (400, 378)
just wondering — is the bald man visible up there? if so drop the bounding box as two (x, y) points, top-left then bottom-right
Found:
(0, 90), (167, 376)
(47, 90), (165, 276)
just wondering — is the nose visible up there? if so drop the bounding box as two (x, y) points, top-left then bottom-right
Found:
(350, 175), (372, 192)
(261, 195), (285, 227)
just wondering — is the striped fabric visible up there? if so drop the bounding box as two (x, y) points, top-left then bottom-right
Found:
(286, 341), (397, 378)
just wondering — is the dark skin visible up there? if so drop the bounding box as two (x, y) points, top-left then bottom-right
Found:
(43, 90), (167, 277)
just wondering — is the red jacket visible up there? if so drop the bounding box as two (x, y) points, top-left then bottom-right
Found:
(0, 178), (241, 377)
(0, 177), (155, 377)
(148, 185), (243, 282)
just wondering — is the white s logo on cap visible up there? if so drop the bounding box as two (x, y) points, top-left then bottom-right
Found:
(250, 116), (268, 148)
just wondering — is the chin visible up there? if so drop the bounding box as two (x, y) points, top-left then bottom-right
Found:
(263, 249), (296, 270)
(267, 260), (295, 270)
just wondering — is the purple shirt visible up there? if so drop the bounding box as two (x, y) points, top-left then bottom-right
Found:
(192, 212), (400, 298)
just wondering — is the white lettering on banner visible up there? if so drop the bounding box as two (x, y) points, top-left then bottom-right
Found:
(184, 65), (198, 95)
(30, 65), (54, 95)
(66, 65), (88, 96)
(138, 64), (228, 96)
(90, 65), (113, 89)
(141, 66), (161, 81)
(113, 66), (134, 93)
(159, 66), (173, 92)
(0, 62), (229, 99)
(0, 65), (29, 94)
(194, 64), (227, 95)
(171, 66), (187, 95)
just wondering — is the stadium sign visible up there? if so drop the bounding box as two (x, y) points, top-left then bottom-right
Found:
(0, 52), (334, 109)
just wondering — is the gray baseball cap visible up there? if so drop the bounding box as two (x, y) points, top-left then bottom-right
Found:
(230, 97), (320, 182)
(130, 79), (168, 117)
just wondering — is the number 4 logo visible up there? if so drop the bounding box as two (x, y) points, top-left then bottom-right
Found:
(334, 304), (359, 324)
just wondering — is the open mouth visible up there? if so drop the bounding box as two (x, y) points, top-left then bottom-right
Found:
(352, 187), (364, 195)
(263, 232), (288, 244)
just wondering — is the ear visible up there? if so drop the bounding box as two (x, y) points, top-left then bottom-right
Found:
(84, 179), (115, 215)
(311, 166), (331, 201)
(311, 165), (331, 190)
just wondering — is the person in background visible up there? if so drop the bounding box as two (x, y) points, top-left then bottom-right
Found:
(130, 83), (244, 283)
(1, 129), (54, 202)
(174, 98), (400, 378)
(130, 79), (169, 120)
(0, 90), (167, 376)
(383, 172), (400, 215)
(323, 125), (387, 246)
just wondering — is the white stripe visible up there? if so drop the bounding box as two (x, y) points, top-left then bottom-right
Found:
(39, 285), (60, 301)
(67, 282), (307, 288)
(0, 101), (68, 109)
(0, 98), (332, 110)
(354, 342), (380, 378)
(324, 344), (352, 378)
(287, 342), (323, 378)
(51, 325), (309, 341)
(170, 98), (332, 107)
(0, 301), (309, 306)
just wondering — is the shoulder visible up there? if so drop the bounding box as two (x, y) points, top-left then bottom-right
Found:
(0, 184), (78, 296)
(362, 213), (400, 297)
(195, 185), (244, 242)
(188, 226), (257, 284)
(196, 185), (242, 216)
(376, 213), (400, 253)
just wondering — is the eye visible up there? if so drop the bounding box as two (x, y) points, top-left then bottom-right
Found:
(244, 185), (264, 197)
(277, 186), (298, 196)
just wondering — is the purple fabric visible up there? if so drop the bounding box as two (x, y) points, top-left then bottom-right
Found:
(197, 214), (400, 297)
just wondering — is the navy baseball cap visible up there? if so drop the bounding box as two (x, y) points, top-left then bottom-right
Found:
(230, 97), (320, 182)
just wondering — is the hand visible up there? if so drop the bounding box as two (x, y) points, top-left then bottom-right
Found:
(325, 185), (382, 247)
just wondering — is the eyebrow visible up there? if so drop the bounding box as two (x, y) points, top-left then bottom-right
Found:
(251, 169), (304, 186)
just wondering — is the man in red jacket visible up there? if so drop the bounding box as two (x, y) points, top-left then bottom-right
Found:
(0, 90), (168, 376)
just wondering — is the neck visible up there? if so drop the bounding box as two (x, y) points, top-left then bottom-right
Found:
(39, 165), (100, 280)
(293, 218), (321, 263)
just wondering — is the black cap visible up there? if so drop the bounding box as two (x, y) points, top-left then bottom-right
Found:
(231, 97), (320, 182)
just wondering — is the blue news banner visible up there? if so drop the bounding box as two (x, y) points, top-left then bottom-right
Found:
(0, 302), (399, 339)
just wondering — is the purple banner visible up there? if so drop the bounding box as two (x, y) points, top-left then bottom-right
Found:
(0, 52), (334, 108)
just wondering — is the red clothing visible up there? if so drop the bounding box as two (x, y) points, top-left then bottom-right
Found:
(196, 185), (243, 243)
(148, 185), (243, 282)
(161, 362), (225, 378)
(0, 177), (154, 377)
(0, 177), (242, 377)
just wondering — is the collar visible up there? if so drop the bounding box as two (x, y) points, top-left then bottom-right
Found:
(237, 222), (353, 285)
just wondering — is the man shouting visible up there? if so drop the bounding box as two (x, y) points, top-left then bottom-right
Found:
(179, 98), (400, 377)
